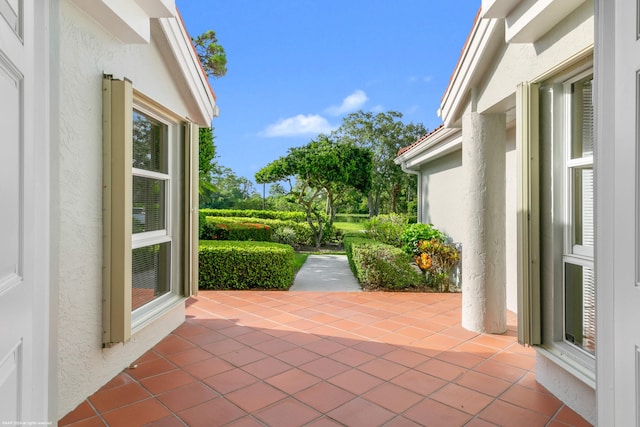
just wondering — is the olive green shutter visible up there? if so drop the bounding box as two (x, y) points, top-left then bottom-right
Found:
(184, 122), (199, 297)
(102, 75), (133, 345)
(516, 82), (541, 346)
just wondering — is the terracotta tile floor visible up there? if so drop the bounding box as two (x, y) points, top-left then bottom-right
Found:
(59, 291), (592, 427)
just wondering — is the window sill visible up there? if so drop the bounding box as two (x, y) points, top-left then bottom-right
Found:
(131, 294), (185, 335)
(536, 343), (596, 389)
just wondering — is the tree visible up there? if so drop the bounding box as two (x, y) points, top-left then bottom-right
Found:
(192, 30), (227, 78)
(256, 137), (372, 248)
(200, 167), (260, 208)
(192, 29), (226, 199)
(331, 111), (427, 216)
(198, 127), (219, 195)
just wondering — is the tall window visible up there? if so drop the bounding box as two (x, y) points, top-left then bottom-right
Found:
(131, 111), (171, 311)
(563, 76), (594, 355)
(102, 76), (198, 345)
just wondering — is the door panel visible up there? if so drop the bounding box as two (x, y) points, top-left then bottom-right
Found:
(0, 344), (21, 422)
(0, 53), (22, 290)
(606, 0), (640, 424)
(0, 0), (38, 423)
(0, 0), (21, 36)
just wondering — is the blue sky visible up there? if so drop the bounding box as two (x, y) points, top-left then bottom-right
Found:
(176, 1), (480, 188)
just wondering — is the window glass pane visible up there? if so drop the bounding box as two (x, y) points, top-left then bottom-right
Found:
(572, 167), (594, 248)
(132, 176), (165, 233)
(132, 243), (171, 310)
(133, 111), (167, 173)
(564, 262), (595, 355)
(570, 77), (593, 159)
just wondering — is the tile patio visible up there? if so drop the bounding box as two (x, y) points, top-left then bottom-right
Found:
(59, 291), (592, 426)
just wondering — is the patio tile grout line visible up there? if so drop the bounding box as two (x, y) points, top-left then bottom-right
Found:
(61, 292), (589, 426)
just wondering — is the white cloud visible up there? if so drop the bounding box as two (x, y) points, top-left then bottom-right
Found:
(406, 105), (420, 114)
(325, 90), (369, 116)
(408, 75), (433, 83)
(261, 114), (335, 137)
(370, 105), (384, 113)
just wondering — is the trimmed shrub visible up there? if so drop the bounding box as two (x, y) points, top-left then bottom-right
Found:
(201, 218), (271, 242)
(199, 209), (306, 222)
(198, 210), (207, 239)
(343, 235), (371, 277)
(226, 222), (271, 241)
(272, 226), (298, 246)
(199, 241), (294, 290)
(414, 239), (461, 292)
(400, 223), (446, 255)
(363, 214), (408, 247)
(201, 223), (230, 240)
(344, 235), (425, 291)
(203, 216), (330, 247)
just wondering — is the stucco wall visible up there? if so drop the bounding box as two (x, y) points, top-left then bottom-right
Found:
(468, 2), (595, 421)
(476, 1), (594, 116)
(55, 1), (194, 417)
(536, 353), (596, 424)
(504, 127), (517, 313)
(419, 150), (464, 244)
(417, 131), (517, 315)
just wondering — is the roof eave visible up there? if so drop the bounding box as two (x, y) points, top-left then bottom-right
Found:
(158, 12), (218, 127)
(438, 15), (502, 127)
(394, 127), (462, 169)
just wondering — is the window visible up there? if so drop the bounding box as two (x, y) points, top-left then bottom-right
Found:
(518, 66), (595, 384)
(562, 76), (594, 355)
(537, 69), (595, 374)
(102, 76), (199, 345)
(131, 110), (172, 312)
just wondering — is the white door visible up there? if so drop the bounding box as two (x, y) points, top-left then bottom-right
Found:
(597, 0), (640, 425)
(0, 1), (49, 424)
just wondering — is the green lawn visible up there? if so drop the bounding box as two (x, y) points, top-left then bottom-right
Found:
(293, 253), (309, 273)
(334, 221), (365, 233)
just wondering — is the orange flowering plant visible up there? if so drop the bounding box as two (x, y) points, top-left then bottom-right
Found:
(414, 252), (432, 271)
(414, 239), (460, 292)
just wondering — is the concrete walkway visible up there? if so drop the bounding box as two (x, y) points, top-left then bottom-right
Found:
(290, 254), (362, 292)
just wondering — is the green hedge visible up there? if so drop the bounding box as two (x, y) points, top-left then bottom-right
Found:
(201, 218), (272, 241)
(203, 216), (335, 246)
(343, 235), (370, 277)
(200, 209), (306, 222)
(199, 241), (294, 290)
(363, 213), (408, 247)
(198, 211), (206, 240)
(344, 235), (425, 291)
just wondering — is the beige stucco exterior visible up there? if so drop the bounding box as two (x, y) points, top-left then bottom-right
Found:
(54, 1), (215, 417)
(407, 128), (518, 314)
(396, 0), (595, 422)
(417, 151), (463, 243)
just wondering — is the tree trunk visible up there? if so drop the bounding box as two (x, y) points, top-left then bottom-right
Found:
(391, 183), (400, 213)
(326, 191), (337, 236)
(367, 192), (378, 217)
(312, 211), (324, 249)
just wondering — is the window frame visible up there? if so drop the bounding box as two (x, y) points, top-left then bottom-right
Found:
(131, 105), (172, 250)
(102, 76), (198, 345)
(518, 63), (596, 387)
(130, 101), (183, 328)
(560, 72), (595, 357)
(563, 73), (595, 261)
(538, 68), (596, 381)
